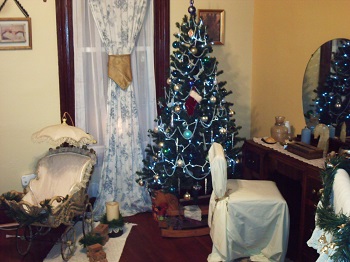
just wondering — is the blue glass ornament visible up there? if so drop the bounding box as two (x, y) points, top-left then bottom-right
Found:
(172, 41), (179, 49)
(172, 70), (179, 77)
(183, 129), (193, 139)
(169, 186), (176, 193)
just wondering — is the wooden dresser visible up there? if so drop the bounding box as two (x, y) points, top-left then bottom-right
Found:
(242, 139), (323, 262)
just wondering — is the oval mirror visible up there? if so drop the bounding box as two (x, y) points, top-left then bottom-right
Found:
(302, 38), (350, 135)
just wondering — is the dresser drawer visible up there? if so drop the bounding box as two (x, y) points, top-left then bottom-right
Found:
(242, 141), (270, 180)
(305, 175), (323, 204)
(244, 150), (261, 174)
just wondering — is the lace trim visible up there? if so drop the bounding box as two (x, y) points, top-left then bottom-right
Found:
(31, 135), (96, 148)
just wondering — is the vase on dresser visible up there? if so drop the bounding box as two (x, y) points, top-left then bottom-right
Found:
(271, 116), (288, 143)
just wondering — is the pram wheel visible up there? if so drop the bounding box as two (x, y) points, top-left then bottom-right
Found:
(16, 225), (33, 256)
(82, 202), (94, 236)
(61, 225), (76, 261)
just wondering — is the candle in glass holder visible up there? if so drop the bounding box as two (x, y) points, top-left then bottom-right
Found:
(106, 201), (119, 221)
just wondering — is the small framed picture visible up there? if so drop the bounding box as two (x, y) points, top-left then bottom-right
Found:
(0, 18), (32, 50)
(198, 9), (225, 45)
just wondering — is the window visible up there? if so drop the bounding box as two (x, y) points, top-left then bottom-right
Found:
(55, 0), (170, 119)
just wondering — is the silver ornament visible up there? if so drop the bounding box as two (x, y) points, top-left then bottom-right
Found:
(177, 159), (184, 167)
(201, 116), (208, 122)
(183, 191), (191, 200)
(193, 183), (202, 191)
(210, 96), (217, 103)
(219, 127), (227, 134)
(326, 162), (334, 168)
(229, 109), (234, 117)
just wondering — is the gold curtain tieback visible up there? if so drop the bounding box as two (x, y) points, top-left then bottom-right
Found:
(108, 54), (132, 90)
(215, 191), (229, 202)
(211, 191), (229, 226)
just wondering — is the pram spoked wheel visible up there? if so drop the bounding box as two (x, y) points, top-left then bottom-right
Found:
(16, 225), (33, 256)
(82, 202), (94, 236)
(61, 225), (76, 261)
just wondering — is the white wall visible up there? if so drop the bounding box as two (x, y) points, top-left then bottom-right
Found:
(0, 1), (60, 193)
(252, 0), (350, 137)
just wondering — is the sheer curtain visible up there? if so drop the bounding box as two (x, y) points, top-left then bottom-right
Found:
(73, 1), (108, 197)
(73, 0), (156, 217)
(133, 1), (157, 156)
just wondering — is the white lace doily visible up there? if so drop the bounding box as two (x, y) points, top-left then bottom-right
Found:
(253, 137), (325, 169)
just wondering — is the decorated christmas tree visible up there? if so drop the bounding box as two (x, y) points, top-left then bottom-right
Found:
(136, 2), (243, 200)
(313, 39), (350, 135)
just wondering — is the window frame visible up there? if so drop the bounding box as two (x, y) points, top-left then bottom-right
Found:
(55, 0), (170, 120)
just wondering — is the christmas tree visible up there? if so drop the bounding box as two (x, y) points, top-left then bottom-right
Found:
(313, 39), (350, 135)
(136, 2), (243, 199)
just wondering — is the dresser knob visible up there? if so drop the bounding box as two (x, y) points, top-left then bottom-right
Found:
(248, 159), (255, 164)
(312, 189), (316, 194)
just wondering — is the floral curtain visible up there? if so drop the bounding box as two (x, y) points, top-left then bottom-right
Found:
(89, 0), (151, 218)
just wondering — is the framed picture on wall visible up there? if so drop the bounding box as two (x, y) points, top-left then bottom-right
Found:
(0, 18), (32, 50)
(198, 9), (224, 45)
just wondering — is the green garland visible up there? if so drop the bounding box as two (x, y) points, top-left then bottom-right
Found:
(316, 155), (350, 260)
(0, 191), (54, 226)
(78, 232), (104, 247)
(100, 213), (124, 228)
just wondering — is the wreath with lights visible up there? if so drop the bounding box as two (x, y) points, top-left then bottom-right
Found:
(316, 155), (350, 260)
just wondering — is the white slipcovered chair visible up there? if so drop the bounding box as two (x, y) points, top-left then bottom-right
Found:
(207, 142), (290, 262)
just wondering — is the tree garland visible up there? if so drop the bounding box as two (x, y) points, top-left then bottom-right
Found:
(316, 155), (350, 260)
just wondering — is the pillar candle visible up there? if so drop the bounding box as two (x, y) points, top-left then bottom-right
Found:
(106, 201), (119, 221)
(301, 127), (311, 144)
(328, 125), (335, 138)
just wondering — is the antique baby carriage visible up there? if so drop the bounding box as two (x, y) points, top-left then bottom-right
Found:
(1, 145), (96, 261)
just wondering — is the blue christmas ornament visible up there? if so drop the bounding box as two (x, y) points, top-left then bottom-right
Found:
(172, 70), (180, 77)
(169, 186), (176, 193)
(172, 41), (180, 49)
(183, 129), (193, 139)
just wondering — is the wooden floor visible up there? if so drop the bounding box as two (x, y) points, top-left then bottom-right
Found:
(0, 211), (213, 262)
